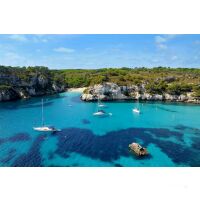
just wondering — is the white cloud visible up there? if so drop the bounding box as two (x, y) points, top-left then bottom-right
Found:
(54, 47), (75, 53)
(8, 34), (49, 43)
(9, 34), (28, 42)
(155, 34), (177, 50)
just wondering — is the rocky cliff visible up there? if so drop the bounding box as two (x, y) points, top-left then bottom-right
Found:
(0, 73), (65, 102)
(81, 82), (200, 104)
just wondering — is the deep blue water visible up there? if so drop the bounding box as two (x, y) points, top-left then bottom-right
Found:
(0, 91), (200, 167)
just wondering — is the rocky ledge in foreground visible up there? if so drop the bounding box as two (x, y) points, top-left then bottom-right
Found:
(81, 82), (200, 104)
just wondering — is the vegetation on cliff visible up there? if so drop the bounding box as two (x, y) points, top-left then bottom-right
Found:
(51, 67), (200, 97)
(0, 65), (65, 101)
(0, 65), (200, 101)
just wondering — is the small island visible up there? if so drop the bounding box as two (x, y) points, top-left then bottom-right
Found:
(0, 65), (200, 103)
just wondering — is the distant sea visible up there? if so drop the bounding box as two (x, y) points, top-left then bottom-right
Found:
(0, 91), (200, 167)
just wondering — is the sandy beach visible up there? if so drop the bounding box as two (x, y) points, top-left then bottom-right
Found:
(67, 87), (86, 93)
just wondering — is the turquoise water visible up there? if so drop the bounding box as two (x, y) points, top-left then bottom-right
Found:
(0, 91), (200, 167)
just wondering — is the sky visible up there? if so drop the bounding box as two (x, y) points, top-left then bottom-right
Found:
(0, 34), (200, 69)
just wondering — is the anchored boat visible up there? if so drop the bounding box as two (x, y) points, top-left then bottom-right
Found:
(93, 109), (112, 116)
(129, 142), (148, 156)
(93, 95), (112, 116)
(93, 109), (106, 116)
(33, 126), (61, 132)
(33, 99), (61, 133)
(132, 108), (140, 114)
(98, 99), (106, 108)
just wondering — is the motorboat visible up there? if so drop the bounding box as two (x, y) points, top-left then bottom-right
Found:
(129, 142), (148, 156)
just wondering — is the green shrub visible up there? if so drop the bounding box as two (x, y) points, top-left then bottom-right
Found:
(146, 81), (167, 94)
(167, 83), (192, 95)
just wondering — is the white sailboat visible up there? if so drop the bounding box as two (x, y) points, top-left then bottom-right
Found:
(33, 99), (61, 132)
(133, 102), (140, 113)
(97, 98), (106, 108)
(132, 108), (140, 114)
(93, 109), (107, 116)
(93, 96), (111, 116)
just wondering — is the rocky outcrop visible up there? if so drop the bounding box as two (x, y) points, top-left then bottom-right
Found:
(0, 74), (66, 102)
(52, 83), (65, 93)
(0, 88), (19, 101)
(81, 82), (200, 104)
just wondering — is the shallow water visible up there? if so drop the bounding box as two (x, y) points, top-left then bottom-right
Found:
(0, 92), (200, 167)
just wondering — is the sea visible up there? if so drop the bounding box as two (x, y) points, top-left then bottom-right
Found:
(0, 91), (200, 167)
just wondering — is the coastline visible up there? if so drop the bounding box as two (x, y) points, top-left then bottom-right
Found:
(80, 83), (200, 104)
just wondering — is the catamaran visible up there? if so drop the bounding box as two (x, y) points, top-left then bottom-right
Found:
(33, 99), (61, 132)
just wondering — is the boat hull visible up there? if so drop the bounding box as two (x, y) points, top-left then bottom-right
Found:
(132, 109), (140, 113)
(33, 127), (61, 132)
(129, 143), (148, 156)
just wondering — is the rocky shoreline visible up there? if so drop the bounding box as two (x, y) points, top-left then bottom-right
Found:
(81, 82), (200, 104)
(1, 80), (200, 104)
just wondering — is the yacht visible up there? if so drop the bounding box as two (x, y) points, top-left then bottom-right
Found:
(98, 100), (106, 108)
(33, 126), (60, 132)
(93, 94), (111, 116)
(93, 109), (106, 116)
(132, 108), (140, 114)
(33, 99), (61, 132)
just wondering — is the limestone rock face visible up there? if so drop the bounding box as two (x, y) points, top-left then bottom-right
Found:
(14, 88), (29, 99)
(164, 94), (178, 101)
(0, 74), (66, 102)
(179, 94), (188, 101)
(52, 84), (65, 92)
(28, 88), (36, 96)
(0, 67), (68, 102)
(81, 82), (129, 101)
(152, 94), (163, 101)
(0, 88), (19, 101)
(81, 82), (200, 104)
(38, 75), (49, 88)
(81, 93), (95, 101)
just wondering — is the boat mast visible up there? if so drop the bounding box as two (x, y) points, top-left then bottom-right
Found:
(97, 95), (99, 112)
(42, 99), (44, 126)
